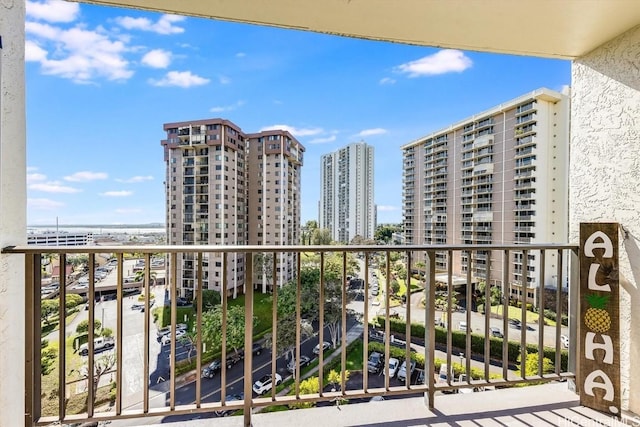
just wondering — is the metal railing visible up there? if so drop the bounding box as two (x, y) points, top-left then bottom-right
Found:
(3, 243), (578, 427)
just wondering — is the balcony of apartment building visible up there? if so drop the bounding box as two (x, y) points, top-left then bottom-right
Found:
(2, 2), (640, 427)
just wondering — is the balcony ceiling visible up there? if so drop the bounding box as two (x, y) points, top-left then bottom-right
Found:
(77, 0), (640, 59)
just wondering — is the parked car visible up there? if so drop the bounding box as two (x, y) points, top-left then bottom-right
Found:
(397, 359), (416, 382)
(251, 342), (263, 356)
(215, 393), (243, 417)
(489, 327), (504, 338)
(79, 336), (115, 356)
(225, 352), (244, 369)
(252, 373), (282, 395)
(202, 360), (221, 379)
(287, 355), (311, 373)
(161, 329), (186, 345)
(131, 303), (144, 311)
(313, 341), (331, 355)
(367, 351), (384, 374)
(386, 357), (400, 377)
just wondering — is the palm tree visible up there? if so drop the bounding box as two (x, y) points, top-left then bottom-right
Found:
(134, 269), (157, 286)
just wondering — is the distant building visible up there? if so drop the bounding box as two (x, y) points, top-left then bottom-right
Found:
(401, 87), (570, 303)
(162, 119), (304, 297)
(319, 141), (375, 243)
(27, 231), (94, 246)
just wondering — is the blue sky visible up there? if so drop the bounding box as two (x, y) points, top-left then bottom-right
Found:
(25, 0), (571, 226)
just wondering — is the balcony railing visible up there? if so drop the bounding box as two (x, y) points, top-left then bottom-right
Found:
(3, 243), (578, 427)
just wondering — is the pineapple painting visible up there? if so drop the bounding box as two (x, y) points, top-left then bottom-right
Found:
(584, 293), (611, 333)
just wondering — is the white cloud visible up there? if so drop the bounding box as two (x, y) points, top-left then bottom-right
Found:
(357, 128), (387, 137)
(259, 125), (323, 137)
(218, 75), (231, 85)
(29, 181), (81, 193)
(27, 166), (39, 172)
(149, 71), (210, 88)
(28, 198), (65, 210)
(235, 52), (246, 58)
(101, 191), (133, 197)
(26, 0), (80, 23)
(115, 175), (154, 183)
(377, 205), (399, 212)
(26, 21), (134, 82)
(141, 49), (171, 68)
(115, 14), (186, 35)
(379, 77), (396, 85)
(308, 135), (337, 144)
(394, 49), (472, 77)
(64, 171), (108, 182)
(210, 100), (245, 113)
(25, 40), (48, 62)
(27, 172), (47, 184)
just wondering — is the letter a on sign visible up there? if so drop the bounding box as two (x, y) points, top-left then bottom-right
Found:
(579, 223), (620, 416)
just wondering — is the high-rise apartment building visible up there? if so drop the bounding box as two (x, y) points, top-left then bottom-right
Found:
(319, 142), (375, 243)
(246, 130), (304, 291)
(161, 119), (304, 297)
(402, 88), (570, 302)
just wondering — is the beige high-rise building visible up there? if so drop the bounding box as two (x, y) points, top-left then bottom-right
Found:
(162, 119), (304, 297)
(402, 88), (570, 303)
(246, 130), (305, 292)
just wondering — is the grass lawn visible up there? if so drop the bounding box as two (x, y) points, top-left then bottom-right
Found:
(42, 307), (83, 337)
(396, 277), (423, 297)
(491, 305), (555, 326)
(42, 335), (106, 416)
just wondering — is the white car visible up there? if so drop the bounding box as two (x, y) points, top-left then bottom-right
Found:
(386, 357), (400, 377)
(397, 359), (416, 382)
(313, 341), (331, 355)
(252, 373), (282, 395)
(161, 329), (186, 345)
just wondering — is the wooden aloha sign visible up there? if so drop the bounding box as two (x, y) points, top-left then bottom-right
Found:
(579, 223), (620, 416)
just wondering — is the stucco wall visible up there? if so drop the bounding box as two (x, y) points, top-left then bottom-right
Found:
(571, 25), (640, 414)
(0, 0), (27, 426)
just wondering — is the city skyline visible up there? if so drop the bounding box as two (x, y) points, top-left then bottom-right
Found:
(25, 0), (570, 226)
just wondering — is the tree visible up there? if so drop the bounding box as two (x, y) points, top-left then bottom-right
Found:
(134, 269), (157, 285)
(301, 220), (318, 245)
(71, 353), (117, 403)
(516, 352), (554, 384)
(390, 280), (400, 296)
(193, 289), (220, 311)
(374, 224), (401, 243)
(272, 282), (315, 360)
(254, 253), (274, 294)
(202, 305), (256, 357)
(76, 319), (101, 335)
(101, 327), (113, 338)
(41, 299), (59, 327)
(311, 228), (333, 245)
(41, 342), (58, 376)
(180, 330), (198, 363)
(327, 369), (350, 391)
(290, 376), (319, 409)
(476, 280), (502, 313)
(65, 294), (83, 311)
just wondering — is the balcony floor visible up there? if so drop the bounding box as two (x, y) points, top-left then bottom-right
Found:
(140, 382), (632, 427)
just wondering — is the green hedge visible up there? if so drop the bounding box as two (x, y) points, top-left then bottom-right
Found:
(374, 316), (568, 371)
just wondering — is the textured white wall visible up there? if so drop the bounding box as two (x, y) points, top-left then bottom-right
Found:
(0, 0), (27, 426)
(571, 25), (640, 414)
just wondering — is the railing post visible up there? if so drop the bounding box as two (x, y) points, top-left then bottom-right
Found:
(425, 250), (436, 409)
(244, 252), (254, 427)
(568, 247), (580, 392)
(25, 253), (41, 426)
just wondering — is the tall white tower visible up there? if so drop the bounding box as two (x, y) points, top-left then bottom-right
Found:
(319, 142), (375, 243)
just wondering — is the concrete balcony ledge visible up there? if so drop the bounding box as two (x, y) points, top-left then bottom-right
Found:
(141, 383), (635, 427)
